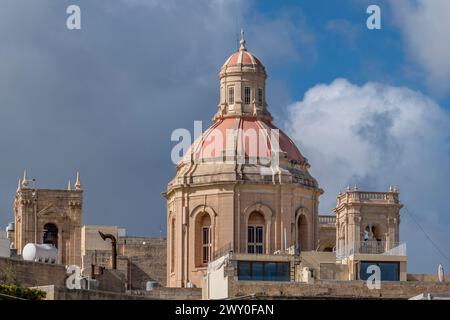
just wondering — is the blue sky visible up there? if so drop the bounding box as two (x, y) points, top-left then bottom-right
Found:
(0, 0), (449, 273)
(254, 0), (450, 109)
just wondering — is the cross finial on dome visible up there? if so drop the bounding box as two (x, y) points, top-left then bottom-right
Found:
(239, 28), (246, 51)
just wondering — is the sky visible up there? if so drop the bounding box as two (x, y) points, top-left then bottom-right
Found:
(0, 0), (449, 273)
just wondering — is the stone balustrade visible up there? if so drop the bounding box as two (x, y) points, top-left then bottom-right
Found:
(318, 215), (336, 224)
(337, 190), (400, 206)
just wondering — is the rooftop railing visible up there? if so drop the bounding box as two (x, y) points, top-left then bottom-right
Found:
(336, 241), (406, 259)
(336, 191), (400, 206)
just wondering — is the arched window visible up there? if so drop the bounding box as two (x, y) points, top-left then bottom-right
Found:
(372, 225), (382, 241)
(196, 213), (212, 266)
(297, 215), (308, 252)
(361, 224), (385, 254)
(247, 211), (264, 254)
(363, 224), (383, 242)
(43, 223), (58, 248)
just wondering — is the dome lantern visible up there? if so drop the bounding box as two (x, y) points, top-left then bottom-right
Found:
(215, 31), (272, 122)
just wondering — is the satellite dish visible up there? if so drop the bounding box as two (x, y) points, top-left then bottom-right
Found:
(438, 264), (445, 283)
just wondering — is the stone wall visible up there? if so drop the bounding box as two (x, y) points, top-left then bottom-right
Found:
(128, 287), (202, 300)
(82, 225), (118, 253)
(34, 285), (201, 300)
(81, 231), (167, 290)
(407, 274), (441, 282)
(96, 269), (127, 293)
(318, 263), (347, 281)
(298, 251), (349, 280)
(35, 285), (149, 300)
(227, 278), (450, 299)
(0, 257), (66, 287)
(119, 237), (166, 288)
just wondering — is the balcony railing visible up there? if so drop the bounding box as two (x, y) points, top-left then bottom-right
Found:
(318, 215), (336, 224)
(336, 241), (406, 259)
(212, 242), (298, 261)
(336, 191), (400, 206)
(213, 242), (234, 261)
(359, 192), (391, 200)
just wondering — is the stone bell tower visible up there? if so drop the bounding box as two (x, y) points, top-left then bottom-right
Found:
(13, 171), (83, 266)
(334, 186), (402, 258)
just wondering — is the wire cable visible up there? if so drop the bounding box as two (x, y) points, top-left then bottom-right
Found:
(403, 206), (450, 263)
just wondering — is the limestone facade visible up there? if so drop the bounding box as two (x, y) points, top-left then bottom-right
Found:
(334, 188), (402, 257)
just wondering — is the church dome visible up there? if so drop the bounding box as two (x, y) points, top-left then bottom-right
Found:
(170, 33), (319, 189)
(182, 117), (307, 165)
(222, 50), (263, 67)
(165, 34), (323, 289)
(222, 39), (265, 69)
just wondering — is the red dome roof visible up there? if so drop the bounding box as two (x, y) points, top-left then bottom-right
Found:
(183, 117), (306, 164)
(221, 38), (265, 69)
(222, 50), (264, 68)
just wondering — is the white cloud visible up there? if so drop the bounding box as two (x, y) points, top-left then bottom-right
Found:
(391, 0), (450, 94)
(286, 78), (450, 272)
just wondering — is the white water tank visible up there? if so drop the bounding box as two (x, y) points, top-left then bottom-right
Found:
(22, 243), (58, 264)
(5, 222), (14, 233)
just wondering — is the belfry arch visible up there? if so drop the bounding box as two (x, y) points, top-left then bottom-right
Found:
(43, 223), (58, 247)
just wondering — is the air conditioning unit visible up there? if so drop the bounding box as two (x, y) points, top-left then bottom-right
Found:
(146, 281), (158, 291)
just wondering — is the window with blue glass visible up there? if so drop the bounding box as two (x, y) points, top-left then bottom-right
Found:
(237, 261), (290, 281)
(238, 261), (252, 281)
(252, 262), (264, 281)
(359, 261), (399, 281)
